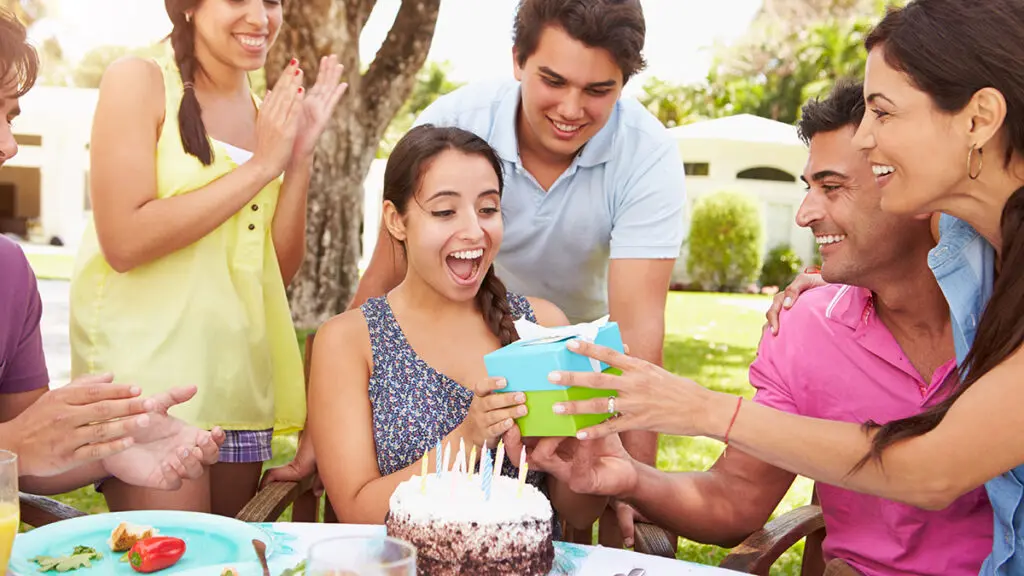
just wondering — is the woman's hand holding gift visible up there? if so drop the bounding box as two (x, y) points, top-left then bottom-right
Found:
(457, 377), (528, 449)
(549, 339), (724, 440)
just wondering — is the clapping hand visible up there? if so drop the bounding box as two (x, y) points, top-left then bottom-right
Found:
(291, 55), (348, 160)
(101, 386), (224, 490)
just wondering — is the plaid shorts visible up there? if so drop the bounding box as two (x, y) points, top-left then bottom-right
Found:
(219, 428), (274, 463)
(94, 428), (273, 492)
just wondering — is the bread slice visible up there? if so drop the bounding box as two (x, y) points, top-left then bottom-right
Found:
(108, 522), (158, 552)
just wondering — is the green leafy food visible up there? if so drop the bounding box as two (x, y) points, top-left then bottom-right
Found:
(279, 560), (306, 576)
(30, 545), (104, 572)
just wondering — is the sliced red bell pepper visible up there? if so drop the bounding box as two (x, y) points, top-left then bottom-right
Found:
(128, 536), (186, 573)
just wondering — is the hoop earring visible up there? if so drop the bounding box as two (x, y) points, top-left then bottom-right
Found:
(968, 144), (984, 180)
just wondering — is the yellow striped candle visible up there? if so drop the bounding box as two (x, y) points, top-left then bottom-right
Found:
(468, 445), (478, 480)
(495, 439), (505, 477)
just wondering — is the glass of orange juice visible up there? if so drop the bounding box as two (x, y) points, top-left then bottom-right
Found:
(0, 450), (17, 575)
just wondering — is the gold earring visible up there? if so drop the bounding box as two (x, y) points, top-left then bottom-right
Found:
(968, 144), (984, 180)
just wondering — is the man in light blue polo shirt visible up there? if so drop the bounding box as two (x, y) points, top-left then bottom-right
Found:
(348, 0), (686, 548)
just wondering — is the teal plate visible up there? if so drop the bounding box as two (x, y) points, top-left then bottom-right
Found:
(10, 510), (274, 575)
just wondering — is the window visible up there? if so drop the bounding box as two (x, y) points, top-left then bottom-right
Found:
(684, 162), (709, 176)
(766, 203), (794, 250)
(14, 134), (42, 146)
(736, 167), (797, 183)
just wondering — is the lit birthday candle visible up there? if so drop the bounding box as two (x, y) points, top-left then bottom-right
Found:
(495, 439), (505, 477)
(517, 445), (528, 497)
(467, 445), (478, 481)
(481, 447), (493, 500)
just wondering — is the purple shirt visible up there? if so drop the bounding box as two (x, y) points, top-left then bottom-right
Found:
(0, 236), (49, 395)
(750, 284), (992, 576)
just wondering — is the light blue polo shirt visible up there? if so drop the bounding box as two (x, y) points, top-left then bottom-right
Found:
(413, 79), (686, 323)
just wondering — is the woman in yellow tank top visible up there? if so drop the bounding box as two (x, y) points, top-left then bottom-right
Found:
(69, 0), (346, 516)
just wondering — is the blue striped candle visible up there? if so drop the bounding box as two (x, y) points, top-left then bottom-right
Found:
(481, 447), (493, 500)
(435, 440), (442, 477)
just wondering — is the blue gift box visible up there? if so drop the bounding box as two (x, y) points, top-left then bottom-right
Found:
(483, 322), (624, 391)
(483, 321), (624, 436)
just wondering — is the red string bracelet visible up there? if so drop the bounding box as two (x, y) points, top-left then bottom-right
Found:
(724, 396), (743, 446)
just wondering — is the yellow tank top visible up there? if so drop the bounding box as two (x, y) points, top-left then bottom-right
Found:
(69, 57), (305, 434)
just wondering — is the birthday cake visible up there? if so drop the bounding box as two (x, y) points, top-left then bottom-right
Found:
(385, 444), (554, 575)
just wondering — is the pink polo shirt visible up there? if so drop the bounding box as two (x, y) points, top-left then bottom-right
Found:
(750, 284), (992, 576)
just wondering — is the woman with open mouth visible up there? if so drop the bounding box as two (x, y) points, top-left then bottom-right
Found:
(303, 124), (606, 534)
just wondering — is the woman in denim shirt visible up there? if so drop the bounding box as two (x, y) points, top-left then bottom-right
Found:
(532, 1), (1024, 573)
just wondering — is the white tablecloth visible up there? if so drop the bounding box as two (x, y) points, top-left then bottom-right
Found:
(259, 522), (744, 575)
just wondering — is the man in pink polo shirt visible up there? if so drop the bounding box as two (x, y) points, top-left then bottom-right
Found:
(515, 80), (992, 575)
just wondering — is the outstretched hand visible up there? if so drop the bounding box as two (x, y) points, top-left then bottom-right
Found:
(546, 340), (714, 440)
(502, 426), (638, 499)
(101, 385), (224, 491)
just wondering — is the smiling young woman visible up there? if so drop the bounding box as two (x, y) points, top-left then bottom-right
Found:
(67, 0), (346, 517)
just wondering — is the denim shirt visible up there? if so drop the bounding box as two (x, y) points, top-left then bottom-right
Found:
(928, 214), (1020, 575)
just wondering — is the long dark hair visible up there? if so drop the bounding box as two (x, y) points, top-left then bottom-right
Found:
(854, 0), (1024, 470)
(383, 125), (520, 346)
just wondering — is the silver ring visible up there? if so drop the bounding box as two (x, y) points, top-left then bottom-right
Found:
(607, 396), (616, 414)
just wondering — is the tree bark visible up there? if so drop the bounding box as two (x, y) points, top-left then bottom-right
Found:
(267, 0), (440, 329)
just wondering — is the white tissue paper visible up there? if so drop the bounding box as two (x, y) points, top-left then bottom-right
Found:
(513, 315), (610, 372)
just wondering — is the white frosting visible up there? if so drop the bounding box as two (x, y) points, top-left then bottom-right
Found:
(389, 473), (551, 525)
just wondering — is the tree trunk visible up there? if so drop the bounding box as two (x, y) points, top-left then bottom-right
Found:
(267, 0), (441, 329)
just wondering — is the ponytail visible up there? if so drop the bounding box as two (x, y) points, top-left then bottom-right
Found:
(475, 265), (519, 346)
(168, 13), (213, 165)
(853, 186), (1024, 473)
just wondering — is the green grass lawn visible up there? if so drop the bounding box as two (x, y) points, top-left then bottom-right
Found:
(39, 291), (812, 575)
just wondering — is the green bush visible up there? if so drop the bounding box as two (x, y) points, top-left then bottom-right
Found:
(760, 244), (803, 289)
(686, 191), (765, 292)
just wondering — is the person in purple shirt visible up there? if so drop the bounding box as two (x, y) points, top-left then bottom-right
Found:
(507, 81), (993, 576)
(0, 8), (223, 495)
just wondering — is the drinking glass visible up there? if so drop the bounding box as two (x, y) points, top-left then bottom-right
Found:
(306, 536), (416, 576)
(0, 451), (18, 575)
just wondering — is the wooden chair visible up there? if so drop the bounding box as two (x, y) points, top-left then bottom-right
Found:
(631, 487), (829, 576)
(19, 492), (87, 528)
